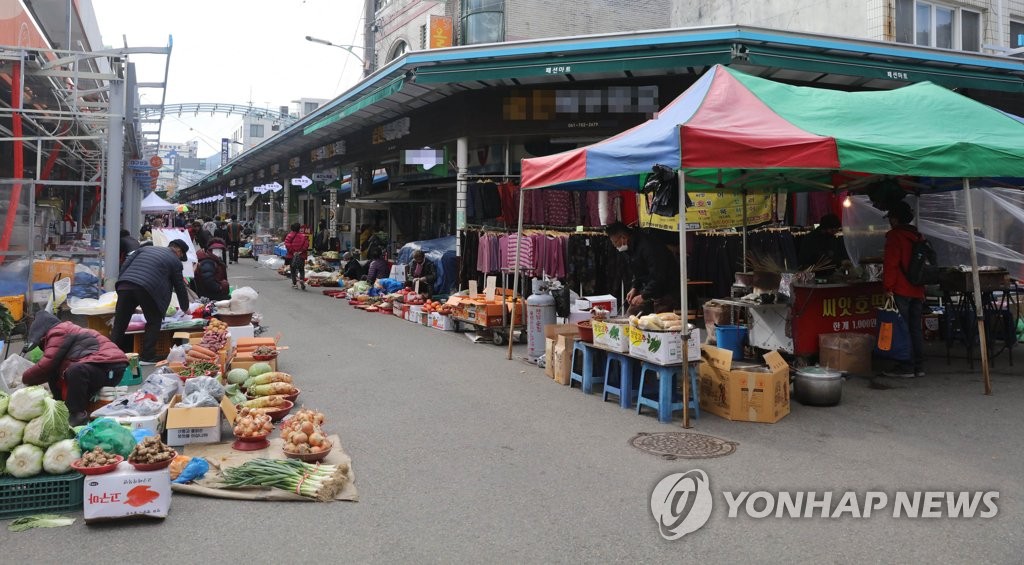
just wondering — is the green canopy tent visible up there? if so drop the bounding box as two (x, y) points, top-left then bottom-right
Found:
(521, 64), (1024, 406)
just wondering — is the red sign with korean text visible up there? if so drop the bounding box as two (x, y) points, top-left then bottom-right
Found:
(791, 282), (885, 356)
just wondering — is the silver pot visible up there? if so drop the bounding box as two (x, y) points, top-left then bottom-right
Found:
(794, 367), (843, 406)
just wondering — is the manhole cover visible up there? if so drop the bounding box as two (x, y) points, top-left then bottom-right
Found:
(629, 432), (738, 460)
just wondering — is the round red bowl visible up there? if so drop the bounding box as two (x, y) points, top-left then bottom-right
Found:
(283, 389), (300, 403)
(260, 400), (294, 422)
(71, 455), (123, 475)
(251, 353), (278, 361)
(283, 445), (332, 463)
(128, 450), (178, 472)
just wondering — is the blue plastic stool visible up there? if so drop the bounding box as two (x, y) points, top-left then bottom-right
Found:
(602, 352), (637, 408)
(636, 362), (700, 423)
(569, 340), (605, 394)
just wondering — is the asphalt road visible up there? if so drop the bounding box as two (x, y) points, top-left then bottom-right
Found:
(4, 262), (1022, 563)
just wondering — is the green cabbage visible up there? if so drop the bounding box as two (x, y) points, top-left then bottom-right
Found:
(247, 362), (272, 378)
(8, 386), (51, 421)
(23, 398), (70, 448)
(0, 391), (8, 417)
(0, 415), (26, 451)
(43, 439), (80, 474)
(227, 368), (249, 384)
(7, 444), (43, 477)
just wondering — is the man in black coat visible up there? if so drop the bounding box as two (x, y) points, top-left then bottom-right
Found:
(110, 239), (192, 364)
(606, 222), (681, 316)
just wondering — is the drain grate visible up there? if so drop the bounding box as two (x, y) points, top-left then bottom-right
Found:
(629, 432), (738, 460)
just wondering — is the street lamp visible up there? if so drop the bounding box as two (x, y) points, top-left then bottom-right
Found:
(305, 35), (366, 66)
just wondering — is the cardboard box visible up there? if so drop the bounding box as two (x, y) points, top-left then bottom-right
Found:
(407, 305), (422, 322)
(544, 324), (580, 384)
(818, 333), (873, 376)
(110, 404), (170, 435)
(32, 259), (76, 284)
(83, 462), (171, 522)
(698, 345), (791, 423)
(591, 319), (630, 353)
(165, 394), (236, 447)
(583, 294), (618, 314)
(627, 325), (700, 365)
(395, 303), (410, 319)
(227, 324), (255, 342)
(428, 312), (457, 331)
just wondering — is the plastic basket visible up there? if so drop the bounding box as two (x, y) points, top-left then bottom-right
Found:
(0, 294), (24, 321)
(0, 473), (84, 519)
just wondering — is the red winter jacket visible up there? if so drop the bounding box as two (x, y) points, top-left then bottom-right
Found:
(23, 312), (128, 397)
(284, 230), (309, 261)
(883, 224), (926, 299)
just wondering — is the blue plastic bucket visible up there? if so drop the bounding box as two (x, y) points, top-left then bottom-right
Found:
(715, 325), (748, 360)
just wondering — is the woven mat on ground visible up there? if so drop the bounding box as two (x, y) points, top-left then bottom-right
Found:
(171, 434), (357, 502)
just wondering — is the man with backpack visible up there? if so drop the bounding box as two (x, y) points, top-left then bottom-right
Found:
(227, 214), (243, 264)
(882, 200), (933, 379)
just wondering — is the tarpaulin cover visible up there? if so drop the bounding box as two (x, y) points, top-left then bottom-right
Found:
(397, 236), (457, 295)
(521, 64), (1024, 191)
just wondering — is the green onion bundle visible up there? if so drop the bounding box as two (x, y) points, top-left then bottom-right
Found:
(221, 458), (347, 501)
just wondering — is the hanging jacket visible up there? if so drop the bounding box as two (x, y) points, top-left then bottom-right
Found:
(193, 250), (230, 300)
(284, 231), (309, 261)
(22, 311), (128, 396)
(883, 224), (926, 299)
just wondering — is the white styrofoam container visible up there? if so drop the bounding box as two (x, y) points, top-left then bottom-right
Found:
(83, 463), (171, 522)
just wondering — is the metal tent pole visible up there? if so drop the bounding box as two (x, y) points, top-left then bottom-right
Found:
(507, 186), (526, 361)
(103, 74), (125, 291)
(962, 178), (991, 394)
(679, 171), (691, 429)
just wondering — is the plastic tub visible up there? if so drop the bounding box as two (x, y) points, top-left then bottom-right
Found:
(577, 320), (593, 343)
(715, 325), (748, 360)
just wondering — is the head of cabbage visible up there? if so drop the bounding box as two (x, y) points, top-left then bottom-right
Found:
(8, 386), (52, 421)
(23, 397), (71, 448)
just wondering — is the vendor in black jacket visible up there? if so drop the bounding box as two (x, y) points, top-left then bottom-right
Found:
(110, 240), (191, 364)
(606, 222), (680, 315)
(406, 250), (437, 298)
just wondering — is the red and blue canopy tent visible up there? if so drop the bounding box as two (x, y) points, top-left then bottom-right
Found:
(518, 64), (1024, 400)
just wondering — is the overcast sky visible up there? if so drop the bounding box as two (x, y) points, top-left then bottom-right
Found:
(92, 0), (366, 157)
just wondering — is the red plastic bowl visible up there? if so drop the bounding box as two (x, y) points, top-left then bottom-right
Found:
(283, 444), (332, 463)
(232, 431), (271, 451)
(71, 455), (123, 475)
(283, 389), (300, 403)
(251, 353), (278, 361)
(128, 450), (177, 472)
(258, 400), (294, 422)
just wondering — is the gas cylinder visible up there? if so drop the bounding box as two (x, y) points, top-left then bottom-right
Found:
(526, 278), (557, 360)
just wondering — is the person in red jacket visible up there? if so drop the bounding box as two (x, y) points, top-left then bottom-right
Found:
(21, 311), (129, 426)
(882, 200), (926, 379)
(284, 222), (309, 290)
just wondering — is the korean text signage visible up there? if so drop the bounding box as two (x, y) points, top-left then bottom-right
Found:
(638, 191), (774, 231)
(790, 282), (884, 356)
(430, 15), (453, 48)
(372, 117), (411, 145)
(221, 138), (230, 166)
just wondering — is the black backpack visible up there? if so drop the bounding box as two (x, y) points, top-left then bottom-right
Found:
(905, 236), (939, 286)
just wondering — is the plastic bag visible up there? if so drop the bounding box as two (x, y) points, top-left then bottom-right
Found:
(76, 417), (136, 457)
(183, 376), (224, 402)
(44, 277), (72, 314)
(166, 345), (187, 365)
(139, 371), (182, 404)
(177, 391), (218, 408)
(132, 428), (158, 442)
(258, 255), (284, 269)
(0, 355), (34, 393)
(90, 391), (165, 418)
(172, 456), (209, 484)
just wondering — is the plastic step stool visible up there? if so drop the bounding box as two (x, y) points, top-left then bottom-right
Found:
(569, 340), (604, 394)
(636, 362), (700, 423)
(602, 351), (638, 409)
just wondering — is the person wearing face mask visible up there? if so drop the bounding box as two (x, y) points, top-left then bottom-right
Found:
(605, 222), (680, 316)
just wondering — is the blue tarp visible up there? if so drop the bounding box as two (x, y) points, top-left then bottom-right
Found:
(397, 236), (456, 295)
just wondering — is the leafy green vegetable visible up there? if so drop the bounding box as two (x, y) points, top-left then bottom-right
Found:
(43, 439), (80, 474)
(7, 444), (43, 477)
(7, 514), (76, 532)
(23, 398), (70, 448)
(8, 386), (51, 421)
(0, 414), (26, 451)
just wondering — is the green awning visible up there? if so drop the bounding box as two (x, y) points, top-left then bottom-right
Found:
(743, 45), (1024, 93)
(304, 77), (406, 136)
(413, 44), (734, 84)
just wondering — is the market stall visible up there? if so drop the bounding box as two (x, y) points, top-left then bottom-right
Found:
(521, 63), (1024, 398)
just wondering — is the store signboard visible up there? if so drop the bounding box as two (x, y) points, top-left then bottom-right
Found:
(429, 15), (453, 48)
(791, 283), (885, 356)
(638, 191), (774, 231)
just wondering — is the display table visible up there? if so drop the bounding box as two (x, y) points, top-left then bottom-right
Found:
(940, 277), (1020, 368)
(790, 282), (885, 357)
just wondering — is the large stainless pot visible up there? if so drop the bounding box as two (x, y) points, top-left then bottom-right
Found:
(794, 366), (843, 406)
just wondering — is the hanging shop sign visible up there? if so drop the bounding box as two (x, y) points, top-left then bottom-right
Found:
(372, 117), (411, 145)
(637, 191), (774, 231)
(128, 159), (149, 170)
(291, 176), (313, 189)
(288, 156), (301, 170)
(429, 16), (453, 48)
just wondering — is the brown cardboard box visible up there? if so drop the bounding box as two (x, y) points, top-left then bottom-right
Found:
(544, 324), (580, 383)
(698, 345), (791, 423)
(818, 333), (873, 376)
(165, 394), (237, 446)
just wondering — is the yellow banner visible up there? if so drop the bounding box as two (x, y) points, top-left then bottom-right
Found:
(637, 192), (774, 231)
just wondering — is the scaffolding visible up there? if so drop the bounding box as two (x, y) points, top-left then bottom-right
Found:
(0, 42), (171, 327)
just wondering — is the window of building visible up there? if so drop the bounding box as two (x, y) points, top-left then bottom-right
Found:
(420, 24), (427, 49)
(1012, 20), (1024, 50)
(304, 101), (319, 114)
(249, 123), (264, 138)
(388, 40), (409, 62)
(462, 0), (504, 45)
(895, 0), (981, 52)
